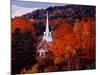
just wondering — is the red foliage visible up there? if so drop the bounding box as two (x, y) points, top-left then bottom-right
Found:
(44, 66), (57, 72)
(12, 17), (35, 36)
(12, 16), (95, 73)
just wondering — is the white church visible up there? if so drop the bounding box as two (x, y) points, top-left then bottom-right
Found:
(37, 12), (53, 57)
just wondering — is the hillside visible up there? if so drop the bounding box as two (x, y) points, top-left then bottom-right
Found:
(21, 5), (95, 20)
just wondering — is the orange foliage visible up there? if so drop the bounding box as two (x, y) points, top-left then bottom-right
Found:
(12, 17), (35, 36)
(14, 16), (95, 73)
(51, 17), (95, 64)
(44, 66), (57, 72)
(21, 64), (38, 74)
(55, 22), (69, 39)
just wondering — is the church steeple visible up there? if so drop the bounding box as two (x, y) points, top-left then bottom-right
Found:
(46, 12), (49, 32)
(43, 12), (52, 42)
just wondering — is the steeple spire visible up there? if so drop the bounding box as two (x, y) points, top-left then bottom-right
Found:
(46, 12), (49, 32)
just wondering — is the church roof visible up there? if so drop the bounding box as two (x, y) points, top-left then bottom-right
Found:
(37, 40), (51, 51)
